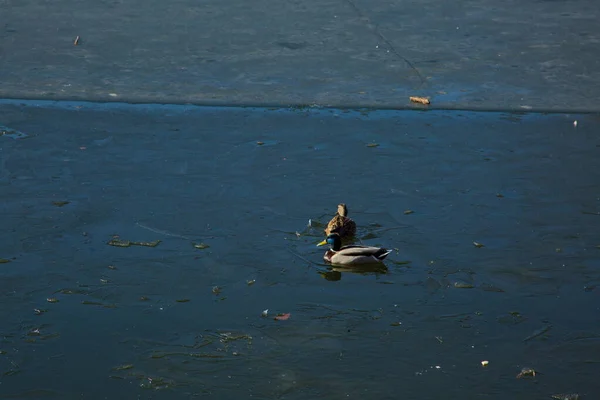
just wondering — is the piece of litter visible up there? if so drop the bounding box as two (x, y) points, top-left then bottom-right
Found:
(74, 36), (80, 46)
(246, 279), (255, 286)
(274, 312), (291, 321)
(261, 309), (269, 317)
(573, 120), (578, 127)
(481, 360), (489, 367)
(108, 93), (118, 97)
(410, 96), (430, 105)
(473, 241), (485, 248)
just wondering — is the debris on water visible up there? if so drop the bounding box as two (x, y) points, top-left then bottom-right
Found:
(193, 242), (210, 249)
(366, 143), (379, 148)
(261, 309), (269, 317)
(139, 296), (149, 301)
(481, 360), (489, 367)
(573, 120), (578, 127)
(435, 336), (443, 344)
(33, 308), (47, 315)
(454, 281), (475, 289)
(516, 367), (537, 378)
(410, 96), (431, 105)
(523, 324), (552, 342)
(176, 299), (190, 303)
(496, 193), (504, 198)
(46, 298), (59, 303)
(52, 201), (70, 207)
(107, 265), (117, 270)
(112, 364), (134, 371)
(256, 141), (264, 145)
(212, 286), (222, 295)
(81, 300), (116, 308)
(100, 279), (109, 284)
(274, 313), (291, 321)
(473, 241), (485, 248)
(74, 35), (80, 45)
(404, 210), (414, 215)
(247, 279), (256, 286)
(108, 238), (161, 248)
(0, 258), (10, 264)
(555, 248), (562, 253)
(551, 394), (580, 400)
(139, 376), (174, 390)
(390, 322), (402, 326)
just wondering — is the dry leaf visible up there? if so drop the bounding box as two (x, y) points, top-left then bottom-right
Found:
(410, 96), (430, 105)
(473, 241), (485, 248)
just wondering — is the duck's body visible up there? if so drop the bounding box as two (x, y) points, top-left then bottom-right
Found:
(325, 203), (356, 239)
(317, 233), (392, 266)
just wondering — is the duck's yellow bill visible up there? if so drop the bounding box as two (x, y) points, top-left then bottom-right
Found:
(316, 239), (327, 247)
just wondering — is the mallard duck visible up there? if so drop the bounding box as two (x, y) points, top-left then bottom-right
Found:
(324, 203), (356, 239)
(317, 233), (392, 266)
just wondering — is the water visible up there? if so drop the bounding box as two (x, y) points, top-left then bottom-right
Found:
(0, 101), (599, 399)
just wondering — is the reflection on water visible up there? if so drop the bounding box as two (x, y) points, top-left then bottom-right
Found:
(0, 101), (599, 398)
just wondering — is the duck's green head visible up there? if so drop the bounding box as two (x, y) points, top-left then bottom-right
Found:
(317, 233), (342, 250)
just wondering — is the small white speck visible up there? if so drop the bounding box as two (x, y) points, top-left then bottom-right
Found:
(573, 120), (578, 127)
(375, 45), (379, 48)
(435, 365), (441, 369)
(108, 93), (118, 97)
(261, 309), (269, 317)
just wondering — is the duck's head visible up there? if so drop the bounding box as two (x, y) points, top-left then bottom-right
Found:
(337, 203), (348, 217)
(317, 233), (342, 250)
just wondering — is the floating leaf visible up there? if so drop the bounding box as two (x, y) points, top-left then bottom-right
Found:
(274, 313), (291, 321)
(193, 243), (210, 250)
(100, 279), (109, 284)
(473, 241), (485, 248)
(212, 286), (222, 295)
(261, 309), (269, 317)
(409, 96), (431, 105)
(247, 279), (256, 286)
(496, 193), (504, 198)
(139, 296), (149, 301)
(481, 360), (489, 367)
(107, 265), (117, 270)
(0, 258), (11, 264)
(366, 143), (379, 148)
(108, 238), (161, 248)
(176, 299), (190, 303)
(390, 322), (402, 326)
(52, 201), (70, 207)
(46, 298), (59, 303)
(404, 210), (414, 215)
(256, 141), (264, 146)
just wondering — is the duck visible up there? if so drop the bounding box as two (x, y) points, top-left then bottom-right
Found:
(324, 203), (357, 239)
(317, 233), (392, 266)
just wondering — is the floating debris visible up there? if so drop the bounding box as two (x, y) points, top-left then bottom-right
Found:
(274, 313), (291, 321)
(107, 238), (161, 248)
(454, 281), (474, 289)
(435, 336), (443, 344)
(473, 241), (485, 248)
(256, 141), (264, 146)
(176, 299), (190, 303)
(107, 265), (117, 270)
(193, 243), (210, 250)
(81, 300), (116, 308)
(261, 309), (269, 317)
(139, 296), (149, 301)
(0, 258), (10, 264)
(247, 279), (256, 286)
(404, 210), (414, 215)
(212, 286), (222, 295)
(516, 367), (537, 378)
(52, 201), (70, 207)
(33, 308), (47, 315)
(366, 143), (379, 148)
(481, 360), (489, 367)
(46, 298), (59, 303)
(100, 279), (109, 284)
(410, 96), (430, 105)
(496, 193), (504, 198)
(390, 322), (402, 327)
